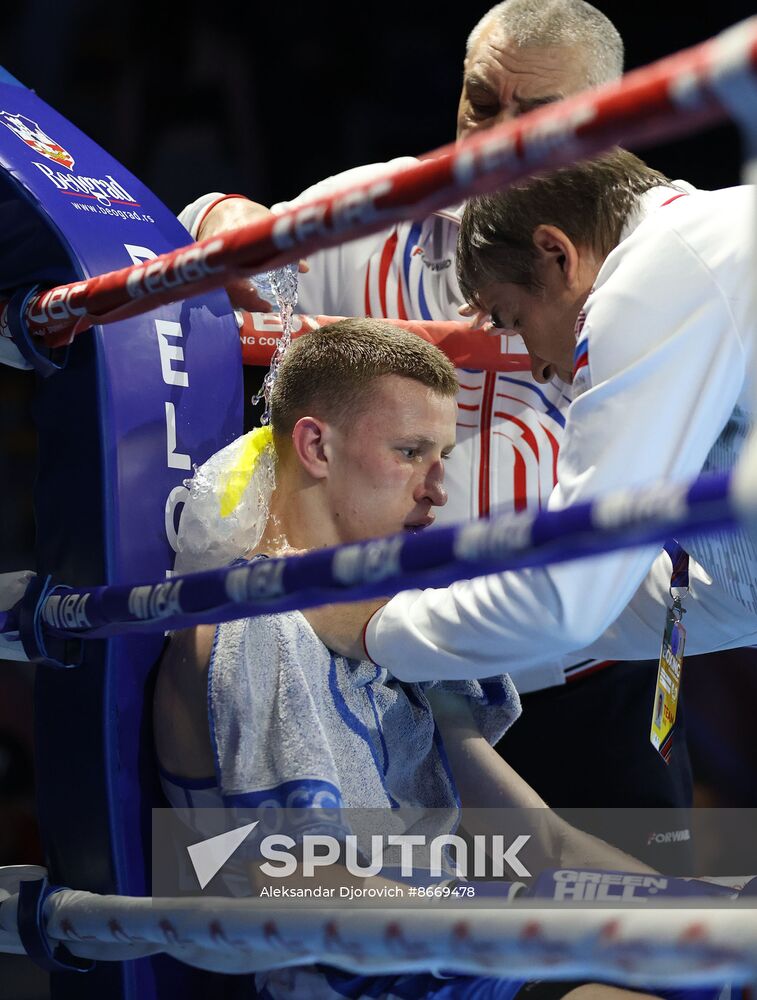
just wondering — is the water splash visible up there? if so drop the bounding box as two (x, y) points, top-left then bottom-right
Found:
(251, 263), (299, 424)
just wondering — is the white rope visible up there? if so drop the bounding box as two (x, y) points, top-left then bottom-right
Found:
(1, 869), (756, 980)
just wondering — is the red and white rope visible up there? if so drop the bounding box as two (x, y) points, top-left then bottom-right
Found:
(237, 312), (531, 370)
(2, 17), (755, 350)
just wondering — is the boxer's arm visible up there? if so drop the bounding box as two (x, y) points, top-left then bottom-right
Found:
(153, 624), (216, 778)
(302, 599), (387, 661)
(428, 689), (655, 874)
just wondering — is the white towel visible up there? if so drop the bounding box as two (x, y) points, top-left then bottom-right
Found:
(209, 609), (520, 817)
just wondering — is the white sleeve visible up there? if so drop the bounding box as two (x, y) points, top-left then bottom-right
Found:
(272, 158), (418, 317)
(271, 158), (418, 213)
(366, 224), (747, 684)
(177, 160), (418, 314)
(177, 193), (225, 239)
(582, 548), (757, 662)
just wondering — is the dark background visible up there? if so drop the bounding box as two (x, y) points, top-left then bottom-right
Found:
(1, 1), (755, 212)
(0, 2), (756, 995)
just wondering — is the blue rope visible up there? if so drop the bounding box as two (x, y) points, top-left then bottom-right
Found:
(4, 470), (741, 643)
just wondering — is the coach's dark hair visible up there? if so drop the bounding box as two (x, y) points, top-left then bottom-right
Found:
(457, 149), (670, 304)
(269, 318), (458, 443)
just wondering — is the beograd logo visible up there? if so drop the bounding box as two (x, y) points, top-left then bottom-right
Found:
(0, 110), (140, 209)
(0, 111), (75, 169)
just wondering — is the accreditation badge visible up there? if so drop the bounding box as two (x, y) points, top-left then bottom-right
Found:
(650, 600), (685, 763)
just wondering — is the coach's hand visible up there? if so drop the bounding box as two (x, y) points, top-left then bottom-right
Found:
(304, 599), (387, 661)
(196, 196), (308, 311)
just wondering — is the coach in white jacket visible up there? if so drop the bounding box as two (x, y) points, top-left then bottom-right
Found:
(348, 150), (756, 684)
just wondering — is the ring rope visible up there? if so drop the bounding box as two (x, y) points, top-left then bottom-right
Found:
(237, 312), (533, 371)
(0, 18), (754, 350)
(0, 468), (747, 646)
(1, 870), (757, 981)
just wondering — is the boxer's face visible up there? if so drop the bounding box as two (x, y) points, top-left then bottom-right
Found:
(457, 25), (589, 140)
(324, 375), (456, 545)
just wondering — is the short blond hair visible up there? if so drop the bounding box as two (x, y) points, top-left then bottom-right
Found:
(269, 319), (458, 440)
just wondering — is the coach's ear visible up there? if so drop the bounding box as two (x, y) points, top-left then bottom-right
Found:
(291, 415), (330, 479)
(532, 224), (582, 290)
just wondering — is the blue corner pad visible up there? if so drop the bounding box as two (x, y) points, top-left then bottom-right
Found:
(5, 285), (69, 378)
(17, 877), (95, 973)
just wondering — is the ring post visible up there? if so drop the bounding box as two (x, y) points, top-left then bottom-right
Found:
(0, 69), (243, 997)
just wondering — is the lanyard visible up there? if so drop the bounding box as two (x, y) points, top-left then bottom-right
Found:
(663, 539), (689, 616)
(651, 541), (690, 762)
